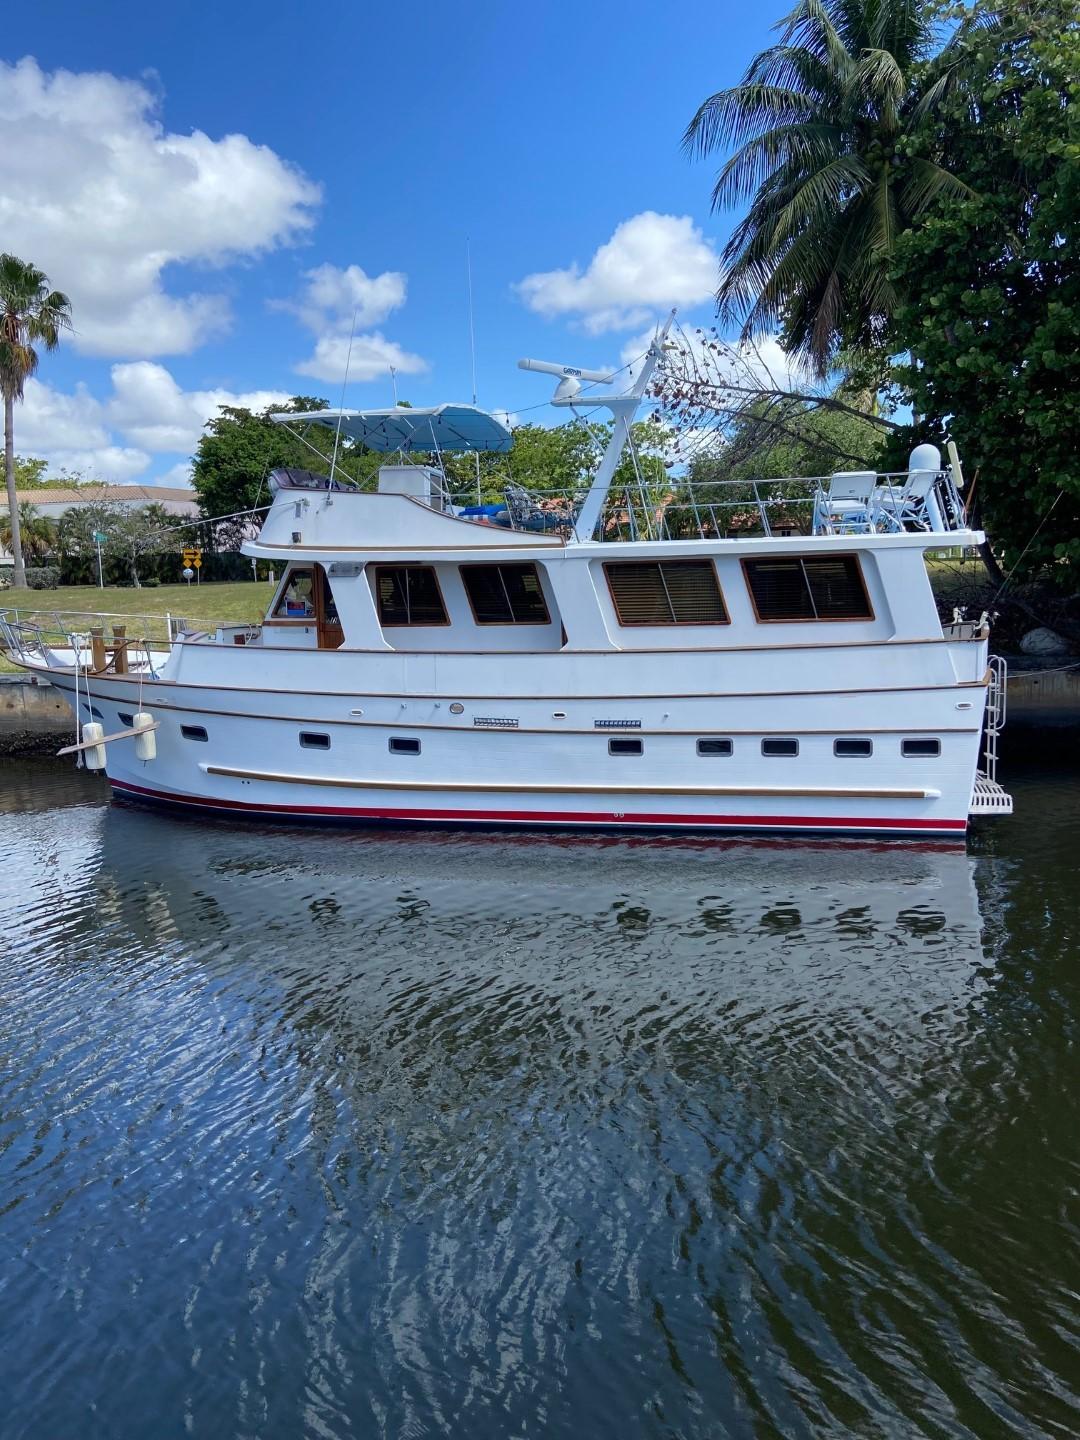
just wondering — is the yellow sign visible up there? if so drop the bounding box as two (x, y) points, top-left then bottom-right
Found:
(181, 546), (202, 569)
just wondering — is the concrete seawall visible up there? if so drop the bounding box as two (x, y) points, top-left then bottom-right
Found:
(1, 663), (1078, 759)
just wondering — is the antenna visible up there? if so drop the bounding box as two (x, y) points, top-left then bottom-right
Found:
(466, 239), (478, 406)
(389, 365), (398, 406)
(329, 307), (358, 487)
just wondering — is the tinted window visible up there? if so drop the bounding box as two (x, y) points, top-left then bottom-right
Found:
(300, 732), (331, 750)
(389, 737), (421, 754)
(608, 738), (643, 755)
(743, 556), (871, 621)
(762, 738), (799, 756)
(605, 561), (728, 625)
(181, 725), (208, 742)
(462, 564), (550, 624)
(375, 567), (448, 626)
(902, 738), (941, 757)
(835, 738), (873, 756)
(697, 738), (733, 756)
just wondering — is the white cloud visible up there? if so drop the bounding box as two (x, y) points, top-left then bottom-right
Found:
(13, 365), (297, 483)
(107, 361), (291, 452)
(517, 212), (719, 334)
(294, 331), (428, 385)
(0, 57), (321, 357)
(282, 262), (407, 332)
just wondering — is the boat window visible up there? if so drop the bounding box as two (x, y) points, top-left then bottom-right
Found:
(697, 738), (733, 757)
(742, 555), (872, 622)
(762, 738), (799, 756)
(608, 738), (643, 756)
(82, 703), (103, 720)
(389, 737), (421, 754)
(118, 712), (134, 728)
(902, 738), (941, 757)
(181, 725), (208, 742)
(273, 567), (317, 619)
(835, 738), (873, 756)
(604, 560), (729, 625)
(300, 732), (331, 750)
(461, 563), (550, 624)
(375, 566), (449, 626)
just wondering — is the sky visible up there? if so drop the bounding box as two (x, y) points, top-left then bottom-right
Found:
(0, 0), (781, 488)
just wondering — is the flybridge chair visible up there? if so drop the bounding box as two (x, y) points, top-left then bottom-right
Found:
(813, 471), (879, 534)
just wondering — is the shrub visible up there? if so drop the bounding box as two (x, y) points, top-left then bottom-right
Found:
(142, 576), (161, 587)
(24, 567), (60, 590)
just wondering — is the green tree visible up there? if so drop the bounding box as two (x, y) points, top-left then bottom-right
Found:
(0, 255), (72, 585)
(0, 502), (55, 563)
(191, 396), (384, 546)
(889, 0), (1080, 582)
(684, 0), (975, 374)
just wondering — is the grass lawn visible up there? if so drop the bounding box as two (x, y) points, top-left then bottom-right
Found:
(0, 580), (276, 670)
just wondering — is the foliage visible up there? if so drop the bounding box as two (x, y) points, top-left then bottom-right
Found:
(56, 500), (182, 587)
(684, 0), (978, 374)
(191, 397), (384, 545)
(691, 391), (885, 484)
(1, 502), (56, 562)
(0, 254), (72, 584)
(10, 456), (48, 488)
(889, 0), (1080, 582)
(24, 566), (59, 589)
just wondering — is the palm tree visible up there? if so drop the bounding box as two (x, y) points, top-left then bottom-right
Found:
(0, 502), (56, 565)
(0, 255), (72, 586)
(684, 0), (977, 375)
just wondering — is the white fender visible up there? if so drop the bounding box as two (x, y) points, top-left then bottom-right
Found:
(82, 722), (106, 771)
(133, 711), (156, 762)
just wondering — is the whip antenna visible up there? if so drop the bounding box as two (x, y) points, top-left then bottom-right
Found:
(329, 306), (358, 486)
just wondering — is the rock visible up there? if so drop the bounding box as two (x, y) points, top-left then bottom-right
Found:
(1019, 626), (1073, 657)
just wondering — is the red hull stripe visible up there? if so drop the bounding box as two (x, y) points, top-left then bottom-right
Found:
(109, 777), (967, 833)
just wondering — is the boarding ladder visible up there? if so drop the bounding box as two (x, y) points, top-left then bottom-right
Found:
(970, 655), (1013, 816)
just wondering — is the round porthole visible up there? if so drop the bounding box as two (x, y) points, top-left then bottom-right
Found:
(449, 702), (464, 715)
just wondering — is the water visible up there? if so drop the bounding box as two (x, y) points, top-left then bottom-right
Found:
(1, 761), (1078, 1440)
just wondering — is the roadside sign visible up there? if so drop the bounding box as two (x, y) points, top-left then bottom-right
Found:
(181, 545), (202, 568)
(93, 530), (107, 543)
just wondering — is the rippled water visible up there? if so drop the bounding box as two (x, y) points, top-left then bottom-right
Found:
(1, 760), (1078, 1439)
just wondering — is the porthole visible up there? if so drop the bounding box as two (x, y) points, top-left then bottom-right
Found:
(697, 738), (733, 757)
(82, 703), (103, 720)
(902, 738), (941, 757)
(608, 738), (643, 756)
(181, 725), (208, 743)
(834, 738), (873, 757)
(762, 738), (799, 757)
(389, 737), (420, 755)
(300, 732), (330, 750)
(118, 712), (134, 728)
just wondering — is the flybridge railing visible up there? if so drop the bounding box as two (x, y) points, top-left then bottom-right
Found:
(450, 468), (968, 543)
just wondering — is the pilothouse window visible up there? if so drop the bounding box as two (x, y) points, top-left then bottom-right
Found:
(462, 564), (550, 624)
(375, 566), (449, 626)
(273, 568), (316, 619)
(604, 561), (729, 626)
(743, 556), (872, 622)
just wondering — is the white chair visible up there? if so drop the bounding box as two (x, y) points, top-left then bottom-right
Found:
(814, 471), (878, 533)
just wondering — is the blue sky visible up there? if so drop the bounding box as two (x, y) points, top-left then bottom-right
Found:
(0, 0), (778, 485)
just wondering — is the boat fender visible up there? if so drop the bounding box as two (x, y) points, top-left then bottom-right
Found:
(82, 722), (107, 771)
(133, 712), (156, 762)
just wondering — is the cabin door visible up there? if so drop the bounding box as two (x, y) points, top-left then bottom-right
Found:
(315, 565), (344, 649)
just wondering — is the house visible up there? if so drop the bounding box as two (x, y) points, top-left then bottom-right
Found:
(0, 485), (199, 562)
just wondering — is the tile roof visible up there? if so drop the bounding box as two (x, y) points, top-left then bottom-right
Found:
(8, 485), (198, 506)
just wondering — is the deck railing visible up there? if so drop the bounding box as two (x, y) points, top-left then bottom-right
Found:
(450, 468), (969, 543)
(0, 608), (252, 672)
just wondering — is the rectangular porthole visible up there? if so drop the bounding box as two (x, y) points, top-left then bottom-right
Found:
(902, 738), (941, 757)
(834, 738), (873, 757)
(181, 725), (208, 742)
(461, 563), (550, 624)
(608, 738), (643, 756)
(604, 560), (728, 626)
(762, 738), (799, 757)
(742, 555), (873, 622)
(118, 712), (134, 728)
(389, 737), (421, 755)
(299, 732), (331, 750)
(697, 738), (733, 757)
